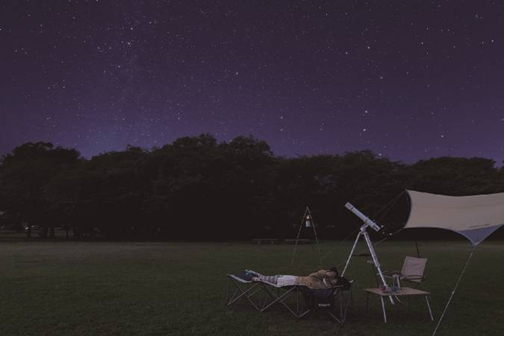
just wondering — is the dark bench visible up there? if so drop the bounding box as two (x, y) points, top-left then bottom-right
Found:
(284, 239), (311, 244)
(252, 238), (278, 244)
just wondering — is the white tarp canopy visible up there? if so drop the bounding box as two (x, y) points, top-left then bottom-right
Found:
(404, 190), (504, 246)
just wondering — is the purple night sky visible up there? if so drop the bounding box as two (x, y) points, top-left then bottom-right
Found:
(0, 0), (503, 163)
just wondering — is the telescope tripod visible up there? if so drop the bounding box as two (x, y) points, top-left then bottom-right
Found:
(342, 226), (394, 304)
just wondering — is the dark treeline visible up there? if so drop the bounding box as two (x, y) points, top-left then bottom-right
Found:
(0, 135), (502, 241)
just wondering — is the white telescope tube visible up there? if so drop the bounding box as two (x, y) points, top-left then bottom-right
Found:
(345, 202), (381, 232)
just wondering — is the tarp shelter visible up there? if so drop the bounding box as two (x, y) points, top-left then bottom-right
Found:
(401, 190), (504, 335)
(404, 190), (504, 245)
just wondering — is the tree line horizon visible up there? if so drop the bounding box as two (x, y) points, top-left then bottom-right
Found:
(0, 134), (502, 241)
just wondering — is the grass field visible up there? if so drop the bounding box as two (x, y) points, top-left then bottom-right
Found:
(0, 238), (502, 335)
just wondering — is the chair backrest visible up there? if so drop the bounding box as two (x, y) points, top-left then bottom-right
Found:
(401, 256), (428, 283)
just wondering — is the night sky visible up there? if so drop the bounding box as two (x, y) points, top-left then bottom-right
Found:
(1, 0), (503, 163)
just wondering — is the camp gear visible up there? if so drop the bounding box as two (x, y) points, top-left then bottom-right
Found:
(404, 190), (503, 246)
(291, 207), (322, 266)
(256, 274), (350, 324)
(299, 283), (351, 324)
(342, 203), (393, 304)
(383, 256), (428, 288)
(226, 270), (262, 311)
(227, 269), (350, 324)
(364, 287), (434, 323)
(363, 190), (503, 334)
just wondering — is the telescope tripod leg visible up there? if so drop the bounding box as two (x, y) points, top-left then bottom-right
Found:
(342, 232), (361, 277)
(362, 231), (394, 305)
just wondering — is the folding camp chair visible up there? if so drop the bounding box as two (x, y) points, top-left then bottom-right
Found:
(383, 256), (428, 288)
(227, 270), (305, 316)
(253, 272), (351, 324)
(226, 270), (263, 311)
(251, 274), (305, 318)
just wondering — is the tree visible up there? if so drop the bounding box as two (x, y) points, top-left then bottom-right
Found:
(0, 142), (80, 238)
(406, 157), (503, 195)
(1, 139), (502, 241)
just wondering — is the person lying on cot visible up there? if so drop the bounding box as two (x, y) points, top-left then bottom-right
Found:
(251, 267), (340, 289)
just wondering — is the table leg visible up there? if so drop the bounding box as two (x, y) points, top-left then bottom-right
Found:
(380, 296), (387, 323)
(365, 292), (369, 314)
(296, 287), (299, 315)
(339, 292), (343, 319)
(425, 296), (434, 321)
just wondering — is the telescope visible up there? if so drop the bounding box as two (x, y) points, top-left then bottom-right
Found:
(345, 203), (382, 232)
(343, 202), (394, 304)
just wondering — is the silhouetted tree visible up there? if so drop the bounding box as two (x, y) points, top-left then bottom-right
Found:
(0, 137), (502, 241)
(0, 142), (80, 237)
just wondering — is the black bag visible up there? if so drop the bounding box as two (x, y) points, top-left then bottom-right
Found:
(304, 288), (335, 310)
(336, 276), (352, 291)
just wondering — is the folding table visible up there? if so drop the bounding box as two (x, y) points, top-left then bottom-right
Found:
(364, 287), (434, 323)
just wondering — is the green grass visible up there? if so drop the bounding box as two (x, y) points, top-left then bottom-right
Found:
(0, 239), (502, 335)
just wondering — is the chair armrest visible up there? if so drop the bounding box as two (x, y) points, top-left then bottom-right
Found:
(401, 275), (426, 282)
(382, 270), (401, 276)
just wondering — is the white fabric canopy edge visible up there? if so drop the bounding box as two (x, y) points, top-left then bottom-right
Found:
(404, 190), (504, 246)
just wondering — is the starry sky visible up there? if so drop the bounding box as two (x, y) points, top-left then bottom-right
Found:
(0, 0), (503, 163)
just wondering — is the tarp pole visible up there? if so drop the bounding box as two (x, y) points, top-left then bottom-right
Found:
(432, 248), (476, 336)
(415, 240), (421, 258)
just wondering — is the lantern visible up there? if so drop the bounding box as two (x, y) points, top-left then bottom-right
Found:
(305, 215), (311, 228)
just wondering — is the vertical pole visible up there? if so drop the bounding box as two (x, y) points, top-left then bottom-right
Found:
(380, 297), (387, 323)
(415, 240), (421, 258)
(365, 292), (369, 314)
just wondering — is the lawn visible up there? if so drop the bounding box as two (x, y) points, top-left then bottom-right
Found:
(0, 238), (502, 335)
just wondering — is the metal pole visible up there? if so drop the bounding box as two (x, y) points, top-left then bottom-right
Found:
(432, 249), (475, 336)
(362, 230), (388, 288)
(291, 207), (308, 266)
(362, 229), (394, 304)
(342, 231), (361, 276)
(307, 207), (323, 266)
(380, 297), (387, 323)
(425, 296), (434, 321)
